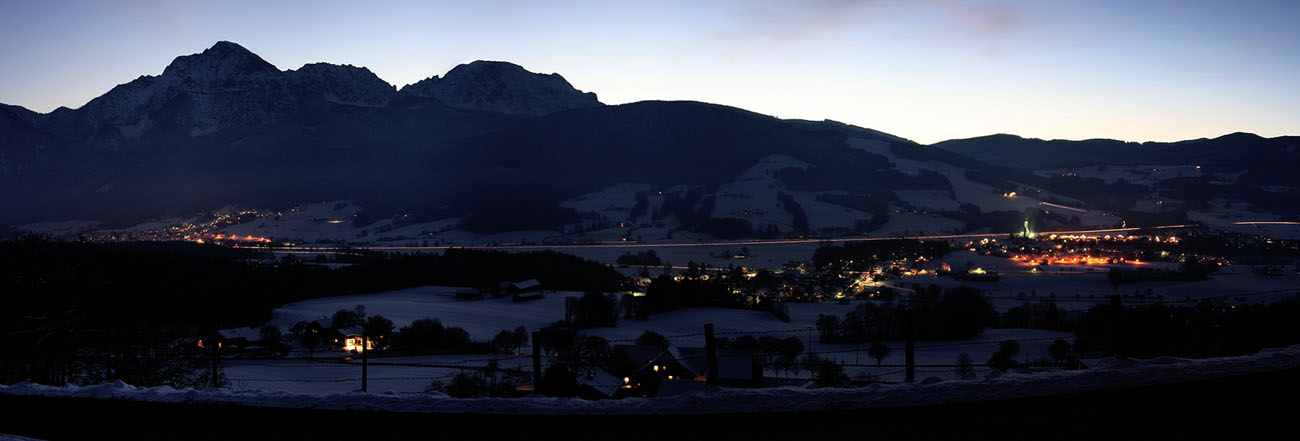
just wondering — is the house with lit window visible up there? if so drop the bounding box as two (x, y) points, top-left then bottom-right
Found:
(340, 327), (381, 352)
(609, 344), (763, 397)
(610, 344), (694, 397)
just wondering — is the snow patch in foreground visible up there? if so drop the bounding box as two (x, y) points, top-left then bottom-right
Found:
(3, 346), (1298, 415)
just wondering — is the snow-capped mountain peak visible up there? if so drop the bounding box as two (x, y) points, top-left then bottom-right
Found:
(400, 60), (601, 116)
(288, 63), (396, 107)
(160, 41), (280, 83)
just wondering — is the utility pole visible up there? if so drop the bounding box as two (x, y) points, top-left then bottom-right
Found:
(704, 323), (718, 385)
(532, 331), (542, 394)
(361, 334), (369, 393)
(808, 328), (813, 359)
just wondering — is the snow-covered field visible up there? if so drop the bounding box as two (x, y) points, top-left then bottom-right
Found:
(846, 138), (1112, 226)
(704, 154), (879, 232)
(208, 285), (1079, 395)
(224, 354), (532, 396)
(559, 182), (650, 223)
(5, 344), (1298, 415)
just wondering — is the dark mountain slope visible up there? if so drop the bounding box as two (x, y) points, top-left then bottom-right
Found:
(933, 132), (1300, 174)
(396, 101), (928, 233)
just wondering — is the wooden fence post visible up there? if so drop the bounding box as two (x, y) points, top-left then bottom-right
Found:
(361, 334), (369, 393)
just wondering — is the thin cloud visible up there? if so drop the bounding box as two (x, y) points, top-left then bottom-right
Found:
(941, 0), (1025, 37)
(724, 0), (897, 47)
(713, 0), (1029, 56)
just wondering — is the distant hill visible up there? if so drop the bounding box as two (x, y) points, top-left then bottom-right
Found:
(932, 132), (1300, 175)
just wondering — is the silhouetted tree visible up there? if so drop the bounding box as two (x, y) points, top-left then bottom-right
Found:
(868, 341), (891, 366)
(816, 314), (840, 342)
(988, 340), (1020, 372)
(396, 318), (445, 353)
(510, 326), (528, 353)
(489, 326), (528, 354)
(331, 305), (366, 329)
(288, 321), (308, 340)
(804, 354), (848, 388)
(775, 337), (805, 376)
(955, 352), (975, 378)
(259, 325), (281, 344)
(575, 335), (612, 377)
(363, 315), (395, 351)
(536, 322), (577, 357)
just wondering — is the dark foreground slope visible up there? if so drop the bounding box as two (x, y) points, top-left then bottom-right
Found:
(2, 367), (1295, 440)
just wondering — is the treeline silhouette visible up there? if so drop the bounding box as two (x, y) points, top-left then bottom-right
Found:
(643, 276), (743, 314)
(816, 286), (995, 343)
(1074, 296), (1300, 359)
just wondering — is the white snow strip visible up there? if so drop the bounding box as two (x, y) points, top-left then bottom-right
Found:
(3, 345), (1297, 415)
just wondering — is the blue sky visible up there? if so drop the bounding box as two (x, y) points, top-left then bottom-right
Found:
(1, 0), (1296, 144)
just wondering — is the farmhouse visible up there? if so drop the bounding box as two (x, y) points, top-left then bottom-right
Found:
(340, 327), (380, 352)
(613, 344), (764, 397)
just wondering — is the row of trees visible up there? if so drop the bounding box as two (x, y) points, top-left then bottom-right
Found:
(642, 275), (744, 314)
(815, 286), (996, 343)
(1074, 295), (1300, 359)
(616, 249), (662, 266)
(431, 322), (629, 398)
(564, 293), (620, 328)
(285, 306), (529, 356)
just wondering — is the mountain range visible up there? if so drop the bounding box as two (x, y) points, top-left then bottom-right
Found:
(1, 41), (1296, 239)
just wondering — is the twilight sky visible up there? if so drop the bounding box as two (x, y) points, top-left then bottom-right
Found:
(1, 0), (1296, 144)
